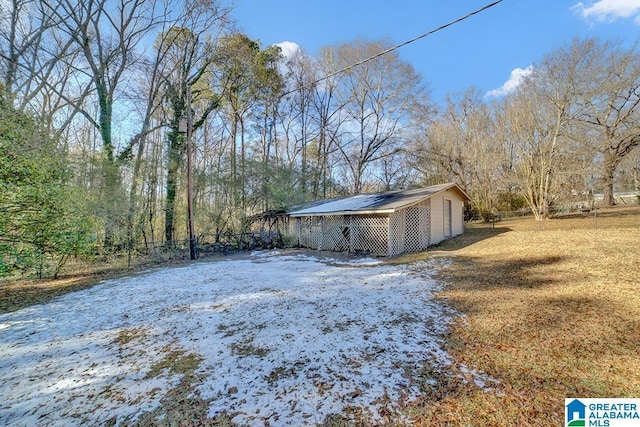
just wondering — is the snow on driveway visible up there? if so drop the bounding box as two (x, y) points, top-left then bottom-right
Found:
(0, 251), (454, 426)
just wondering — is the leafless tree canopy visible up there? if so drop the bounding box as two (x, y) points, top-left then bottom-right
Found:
(1, 0), (638, 275)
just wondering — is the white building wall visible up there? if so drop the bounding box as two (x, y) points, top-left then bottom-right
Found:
(430, 189), (466, 245)
(452, 192), (466, 238)
(430, 196), (444, 245)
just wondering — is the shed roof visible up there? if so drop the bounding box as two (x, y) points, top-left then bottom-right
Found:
(289, 183), (471, 217)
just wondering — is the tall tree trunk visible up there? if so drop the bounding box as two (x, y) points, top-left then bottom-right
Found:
(126, 135), (145, 265)
(231, 112), (238, 207)
(164, 140), (181, 245)
(240, 115), (246, 212)
(600, 134), (640, 206)
(602, 161), (616, 206)
(96, 84), (121, 246)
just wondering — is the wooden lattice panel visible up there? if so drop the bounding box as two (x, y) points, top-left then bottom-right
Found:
(404, 206), (422, 253)
(320, 216), (349, 251)
(296, 217), (322, 249)
(387, 202), (431, 256)
(403, 202), (432, 253)
(288, 203), (430, 256)
(350, 215), (388, 256)
(288, 218), (299, 245)
(388, 212), (405, 256)
(419, 201), (431, 248)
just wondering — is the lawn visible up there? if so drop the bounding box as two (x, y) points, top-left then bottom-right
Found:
(1, 207), (638, 425)
(399, 206), (640, 425)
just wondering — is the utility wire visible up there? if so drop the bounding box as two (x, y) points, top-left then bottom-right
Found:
(283, 0), (504, 96)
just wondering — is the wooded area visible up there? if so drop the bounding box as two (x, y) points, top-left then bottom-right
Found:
(1, 0), (639, 277)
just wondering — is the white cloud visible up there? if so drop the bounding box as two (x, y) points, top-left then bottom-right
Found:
(486, 66), (534, 99)
(572, 0), (640, 24)
(274, 41), (301, 60)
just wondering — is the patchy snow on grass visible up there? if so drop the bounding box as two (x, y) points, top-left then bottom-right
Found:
(0, 252), (454, 426)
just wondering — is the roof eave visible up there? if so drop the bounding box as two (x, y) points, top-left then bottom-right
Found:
(430, 183), (472, 202)
(289, 208), (396, 217)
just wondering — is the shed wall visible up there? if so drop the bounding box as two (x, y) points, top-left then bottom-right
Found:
(288, 188), (465, 256)
(387, 200), (431, 256)
(290, 214), (389, 256)
(429, 189), (465, 245)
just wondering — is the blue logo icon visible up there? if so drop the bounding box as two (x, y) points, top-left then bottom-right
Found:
(566, 399), (586, 426)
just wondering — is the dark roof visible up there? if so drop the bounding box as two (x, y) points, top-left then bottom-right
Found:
(288, 183), (470, 217)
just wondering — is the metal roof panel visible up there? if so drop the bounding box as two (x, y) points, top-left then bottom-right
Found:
(288, 183), (470, 217)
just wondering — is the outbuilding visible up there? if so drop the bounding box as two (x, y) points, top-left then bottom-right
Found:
(287, 182), (471, 256)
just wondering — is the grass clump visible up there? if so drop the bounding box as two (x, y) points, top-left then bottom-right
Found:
(229, 340), (270, 358)
(144, 348), (203, 380)
(122, 347), (237, 426)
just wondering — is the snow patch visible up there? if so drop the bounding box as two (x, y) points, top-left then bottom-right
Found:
(0, 253), (455, 425)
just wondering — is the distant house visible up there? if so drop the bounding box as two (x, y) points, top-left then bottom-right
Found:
(286, 182), (471, 256)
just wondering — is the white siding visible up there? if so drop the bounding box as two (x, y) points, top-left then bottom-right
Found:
(430, 189), (465, 245)
(430, 196), (444, 245)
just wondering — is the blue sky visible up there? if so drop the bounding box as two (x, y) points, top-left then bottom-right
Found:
(232, 0), (640, 103)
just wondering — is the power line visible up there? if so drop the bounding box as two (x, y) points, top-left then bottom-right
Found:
(283, 0), (504, 96)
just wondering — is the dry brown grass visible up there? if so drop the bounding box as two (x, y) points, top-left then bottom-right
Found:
(401, 206), (640, 426)
(0, 252), (230, 314)
(0, 274), (105, 313)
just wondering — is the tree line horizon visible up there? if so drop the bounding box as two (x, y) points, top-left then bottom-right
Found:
(1, 0), (639, 277)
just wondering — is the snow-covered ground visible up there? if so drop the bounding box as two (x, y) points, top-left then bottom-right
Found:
(0, 251), (456, 426)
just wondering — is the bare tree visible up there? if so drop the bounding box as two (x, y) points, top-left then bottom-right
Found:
(498, 93), (562, 220)
(324, 38), (426, 193)
(0, 0), (62, 105)
(309, 47), (351, 199)
(497, 55), (579, 220)
(0, 0), (96, 142)
(570, 39), (640, 205)
(417, 88), (500, 214)
(277, 48), (316, 200)
(42, 0), (165, 245)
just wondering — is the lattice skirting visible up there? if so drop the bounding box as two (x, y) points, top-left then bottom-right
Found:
(288, 201), (431, 256)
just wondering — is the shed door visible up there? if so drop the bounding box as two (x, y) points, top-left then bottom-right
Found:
(444, 199), (452, 238)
